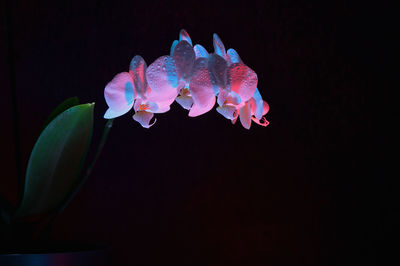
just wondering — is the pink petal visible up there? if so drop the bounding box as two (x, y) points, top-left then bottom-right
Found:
(226, 91), (241, 105)
(129, 55), (148, 98)
(146, 56), (181, 102)
(208, 54), (228, 90)
(239, 101), (251, 129)
(132, 111), (156, 128)
(262, 100), (270, 115)
(104, 72), (135, 113)
(228, 63), (258, 102)
(152, 97), (176, 113)
(173, 40), (196, 83)
(179, 29), (192, 46)
(213, 33), (226, 58)
(216, 105), (238, 120)
(194, 44), (209, 59)
(250, 99), (269, 127)
(251, 116), (269, 127)
(188, 97), (216, 117)
(226, 48), (242, 65)
(189, 67), (216, 109)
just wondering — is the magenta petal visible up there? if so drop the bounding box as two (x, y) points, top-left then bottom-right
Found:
(104, 72), (135, 111)
(262, 100), (270, 115)
(194, 44), (209, 59)
(146, 56), (180, 101)
(132, 111), (156, 128)
(228, 63), (258, 102)
(208, 54), (228, 90)
(213, 33), (226, 58)
(251, 116), (269, 127)
(129, 55), (148, 98)
(179, 29), (192, 46)
(190, 67), (216, 108)
(239, 101), (251, 129)
(173, 41), (196, 82)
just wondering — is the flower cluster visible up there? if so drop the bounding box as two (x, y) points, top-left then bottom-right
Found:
(104, 30), (269, 129)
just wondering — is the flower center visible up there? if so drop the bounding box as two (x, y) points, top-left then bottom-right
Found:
(139, 103), (150, 111)
(181, 87), (190, 96)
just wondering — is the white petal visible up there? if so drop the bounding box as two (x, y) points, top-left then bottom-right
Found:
(104, 104), (133, 119)
(176, 94), (193, 110)
(132, 111), (156, 128)
(216, 105), (238, 120)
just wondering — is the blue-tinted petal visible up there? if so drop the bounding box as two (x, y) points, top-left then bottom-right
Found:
(251, 88), (263, 119)
(213, 33), (226, 58)
(179, 29), (192, 46)
(170, 40), (179, 56)
(173, 40), (196, 83)
(208, 54), (228, 90)
(227, 48), (242, 65)
(194, 44), (209, 59)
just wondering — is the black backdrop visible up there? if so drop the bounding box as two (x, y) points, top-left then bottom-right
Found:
(1, 0), (389, 265)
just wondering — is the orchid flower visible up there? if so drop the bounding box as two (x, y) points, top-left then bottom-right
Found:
(104, 30), (269, 129)
(208, 34), (269, 129)
(104, 55), (178, 128)
(170, 30), (217, 117)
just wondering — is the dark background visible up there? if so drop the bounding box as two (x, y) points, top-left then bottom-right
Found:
(1, 0), (391, 265)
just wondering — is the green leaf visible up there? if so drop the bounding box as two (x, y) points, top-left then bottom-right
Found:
(16, 103), (94, 217)
(41, 97), (80, 133)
